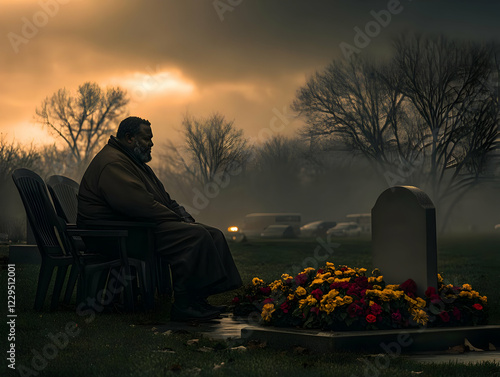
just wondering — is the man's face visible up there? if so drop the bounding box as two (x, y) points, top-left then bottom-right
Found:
(131, 124), (154, 163)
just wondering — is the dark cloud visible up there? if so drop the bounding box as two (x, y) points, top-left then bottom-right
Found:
(1, 0), (499, 143)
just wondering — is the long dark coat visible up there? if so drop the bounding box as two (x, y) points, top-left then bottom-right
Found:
(77, 137), (242, 296)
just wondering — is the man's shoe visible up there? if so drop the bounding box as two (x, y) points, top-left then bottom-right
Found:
(170, 303), (221, 322)
(197, 297), (228, 314)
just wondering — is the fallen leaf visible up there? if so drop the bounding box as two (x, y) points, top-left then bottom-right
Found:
(197, 346), (214, 353)
(489, 343), (497, 351)
(154, 347), (176, 354)
(230, 346), (247, 352)
(170, 363), (182, 371)
(162, 330), (173, 336)
(247, 340), (267, 350)
(410, 372), (423, 375)
(186, 339), (200, 346)
(464, 338), (484, 352)
(151, 327), (158, 332)
(446, 345), (465, 353)
(213, 362), (225, 370)
(185, 367), (201, 375)
(173, 329), (190, 335)
(293, 346), (309, 355)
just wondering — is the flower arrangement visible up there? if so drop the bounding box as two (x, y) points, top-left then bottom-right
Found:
(232, 263), (488, 330)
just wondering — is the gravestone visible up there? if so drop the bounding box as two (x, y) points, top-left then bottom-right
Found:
(372, 186), (437, 296)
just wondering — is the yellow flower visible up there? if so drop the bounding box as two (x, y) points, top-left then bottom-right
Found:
(296, 286), (307, 296)
(342, 295), (353, 305)
(326, 277), (335, 284)
(325, 289), (339, 299)
(358, 268), (367, 274)
(320, 302), (336, 314)
(393, 291), (404, 299)
(281, 274), (293, 281)
(470, 290), (480, 298)
(416, 297), (426, 308)
(326, 262), (335, 268)
(309, 278), (324, 287)
(412, 309), (429, 325)
(459, 291), (473, 299)
(368, 277), (377, 283)
(376, 276), (384, 283)
(385, 284), (399, 290)
(437, 274), (444, 283)
(298, 299), (307, 309)
(373, 285), (382, 290)
(269, 280), (284, 291)
(461, 284), (473, 291)
(302, 267), (315, 274)
(480, 296), (488, 304)
(287, 294), (295, 301)
(252, 277), (264, 286)
(261, 303), (275, 322)
(334, 270), (343, 276)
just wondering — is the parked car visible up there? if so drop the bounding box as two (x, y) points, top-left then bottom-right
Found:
(260, 224), (296, 239)
(326, 222), (362, 237)
(300, 221), (337, 238)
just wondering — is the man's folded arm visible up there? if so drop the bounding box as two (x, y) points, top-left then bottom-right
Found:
(99, 162), (181, 222)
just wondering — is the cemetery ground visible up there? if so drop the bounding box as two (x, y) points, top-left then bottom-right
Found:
(1, 234), (500, 377)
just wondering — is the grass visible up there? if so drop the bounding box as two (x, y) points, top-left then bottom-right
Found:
(0, 234), (499, 377)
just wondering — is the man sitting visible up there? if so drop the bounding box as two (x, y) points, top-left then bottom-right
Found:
(77, 116), (242, 321)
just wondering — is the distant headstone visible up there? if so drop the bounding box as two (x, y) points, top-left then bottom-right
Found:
(372, 186), (437, 296)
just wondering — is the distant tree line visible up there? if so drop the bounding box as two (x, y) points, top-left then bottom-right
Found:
(1, 32), (498, 238)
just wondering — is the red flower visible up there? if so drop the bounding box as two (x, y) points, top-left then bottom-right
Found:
(347, 303), (363, 318)
(355, 276), (369, 289)
(232, 297), (240, 304)
(439, 311), (450, 323)
(347, 287), (361, 297)
(280, 302), (290, 313)
(263, 298), (274, 304)
(330, 282), (350, 290)
(311, 288), (324, 300)
(452, 306), (461, 320)
(310, 307), (320, 315)
(259, 287), (271, 295)
(317, 268), (324, 274)
(366, 314), (377, 323)
(473, 303), (483, 311)
(425, 286), (437, 297)
(400, 279), (417, 298)
(295, 274), (308, 286)
(430, 294), (441, 304)
(341, 267), (347, 272)
(369, 302), (383, 315)
(391, 311), (402, 323)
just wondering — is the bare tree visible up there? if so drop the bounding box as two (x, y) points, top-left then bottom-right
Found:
(35, 82), (128, 177)
(292, 56), (407, 170)
(292, 33), (499, 231)
(0, 136), (41, 240)
(393, 34), (499, 202)
(175, 113), (250, 186)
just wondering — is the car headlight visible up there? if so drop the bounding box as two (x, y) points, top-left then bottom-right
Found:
(227, 226), (239, 233)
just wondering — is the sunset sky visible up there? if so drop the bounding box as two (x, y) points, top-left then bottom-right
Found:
(1, 0), (499, 148)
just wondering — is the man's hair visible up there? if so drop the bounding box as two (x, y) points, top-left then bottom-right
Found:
(116, 116), (151, 139)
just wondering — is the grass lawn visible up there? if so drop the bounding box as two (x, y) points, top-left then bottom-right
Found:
(1, 234), (499, 377)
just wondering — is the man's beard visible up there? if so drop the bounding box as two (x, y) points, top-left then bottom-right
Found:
(133, 141), (152, 163)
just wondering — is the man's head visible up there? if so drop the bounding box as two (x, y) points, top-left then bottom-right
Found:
(116, 116), (154, 163)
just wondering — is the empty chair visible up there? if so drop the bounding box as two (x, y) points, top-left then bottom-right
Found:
(12, 168), (142, 311)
